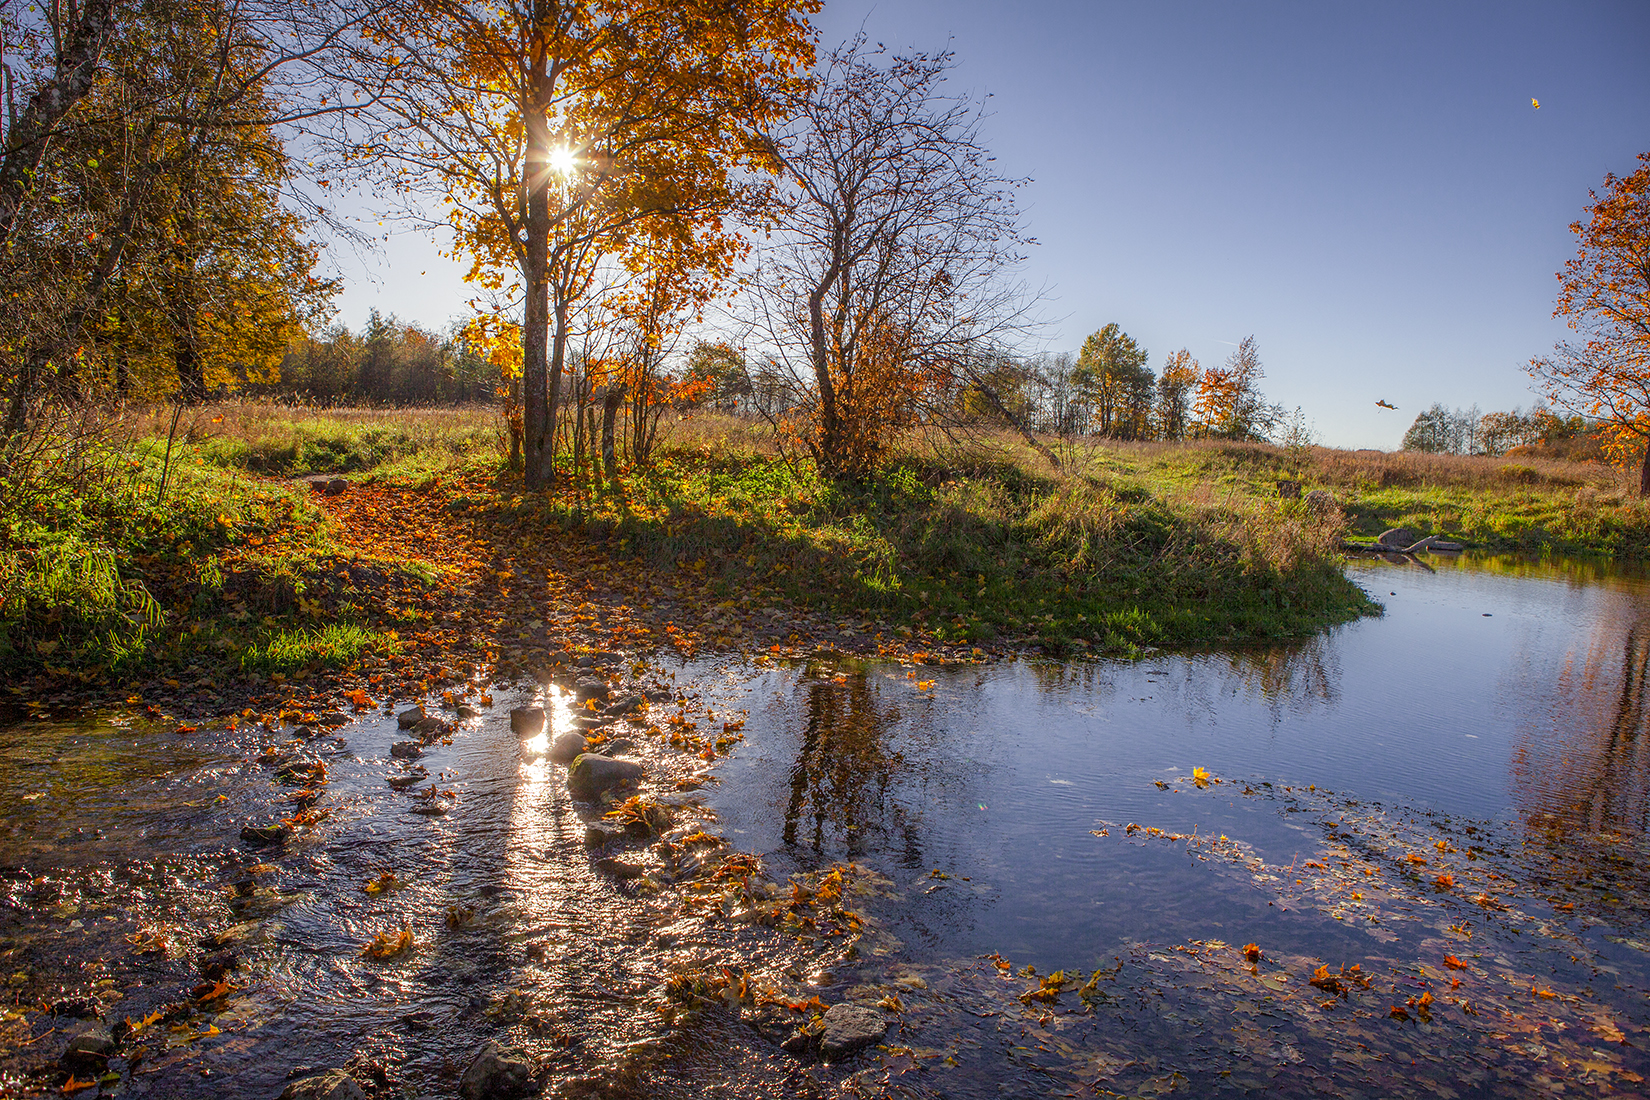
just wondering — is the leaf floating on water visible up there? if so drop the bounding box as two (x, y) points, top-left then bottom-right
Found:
(1192, 767), (1210, 789)
(1242, 943), (1262, 963)
(1443, 955), (1470, 970)
(362, 928), (413, 959)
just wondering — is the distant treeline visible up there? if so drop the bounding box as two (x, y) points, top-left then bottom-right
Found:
(1401, 403), (1600, 460)
(256, 311), (503, 405)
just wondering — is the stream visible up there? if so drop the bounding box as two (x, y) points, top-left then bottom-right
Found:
(3, 553), (1648, 1098)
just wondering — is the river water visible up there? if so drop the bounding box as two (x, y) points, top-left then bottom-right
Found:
(3, 553), (1648, 1098)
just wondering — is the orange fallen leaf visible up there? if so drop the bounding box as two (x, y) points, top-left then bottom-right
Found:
(1242, 943), (1261, 962)
(1443, 955), (1470, 970)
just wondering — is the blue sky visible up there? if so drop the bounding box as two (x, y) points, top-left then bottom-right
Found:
(329, 0), (1650, 449)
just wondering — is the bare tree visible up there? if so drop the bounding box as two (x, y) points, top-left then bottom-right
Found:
(751, 39), (1033, 479)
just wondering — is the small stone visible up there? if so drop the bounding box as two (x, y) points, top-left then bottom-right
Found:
(240, 824), (289, 847)
(569, 714), (611, 731)
(324, 478), (349, 495)
(574, 656), (595, 668)
(458, 1040), (535, 1100)
(200, 949), (238, 981)
(644, 688), (674, 703)
(780, 1030), (814, 1056)
(566, 753), (642, 800)
(411, 714), (447, 737)
(594, 857), (645, 880)
(820, 1002), (889, 1060)
(745, 1004), (799, 1045)
(573, 677), (610, 703)
(280, 1069), (366, 1100)
(603, 693), (643, 715)
(510, 706), (546, 737)
(307, 478), (329, 493)
(390, 741), (423, 759)
(583, 823), (625, 848)
(314, 711), (349, 728)
(547, 731), (588, 764)
(396, 705), (425, 729)
(60, 1020), (115, 1066)
(602, 738), (636, 756)
(456, 704), (481, 719)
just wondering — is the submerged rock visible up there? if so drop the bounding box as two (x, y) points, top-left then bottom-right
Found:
(567, 754), (642, 800)
(510, 706), (545, 737)
(458, 1040), (535, 1100)
(396, 705), (424, 729)
(547, 731), (588, 764)
(280, 1069), (366, 1100)
(389, 741), (423, 760)
(594, 857), (645, 880)
(240, 824), (289, 847)
(820, 1002), (888, 1060)
(59, 1020), (114, 1066)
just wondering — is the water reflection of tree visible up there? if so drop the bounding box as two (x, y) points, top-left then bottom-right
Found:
(783, 665), (909, 858)
(1211, 636), (1340, 707)
(1512, 613), (1650, 839)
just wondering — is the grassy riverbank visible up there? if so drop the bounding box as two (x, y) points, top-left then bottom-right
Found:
(13, 402), (1637, 687)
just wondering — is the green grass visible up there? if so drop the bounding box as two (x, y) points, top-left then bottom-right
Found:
(1, 420), (432, 682)
(482, 439), (1377, 654)
(238, 622), (402, 676)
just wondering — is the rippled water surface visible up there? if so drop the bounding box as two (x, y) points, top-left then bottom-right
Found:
(3, 553), (1648, 1098)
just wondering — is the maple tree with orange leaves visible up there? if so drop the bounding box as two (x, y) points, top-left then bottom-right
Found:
(1530, 151), (1650, 493)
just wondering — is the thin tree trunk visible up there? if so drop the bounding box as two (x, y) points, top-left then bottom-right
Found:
(601, 385), (622, 480)
(1639, 439), (1650, 498)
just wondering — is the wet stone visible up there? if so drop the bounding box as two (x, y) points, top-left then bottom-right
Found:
(547, 731), (588, 764)
(280, 1068), (366, 1100)
(459, 1040), (535, 1100)
(644, 688), (674, 703)
(60, 1020), (115, 1066)
(744, 1003), (799, 1045)
(602, 738), (636, 756)
(573, 677), (610, 703)
(390, 741), (423, 760)
(604, 693), (643, 715)
(396, 705), (425, 729)
(566, 754), (642, 801)
(569, 715), (610, 731)
(456, 703), (481, 719)
(820, 1003), (888, 1060)
(199, 949), (238, 981)
(510, 706), (545, 737)
(240, 824), (289, 847)
(411, 714), (447, 737)
(583, 823), (625, 848)
(594, 857), (645, 880)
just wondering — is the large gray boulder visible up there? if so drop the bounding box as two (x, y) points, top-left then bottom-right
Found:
(458, 1040), (535, 1099)
(279, 1069), (366, 1100)
(819, 1002), (888, 1060)
(566, 753), (642, 800)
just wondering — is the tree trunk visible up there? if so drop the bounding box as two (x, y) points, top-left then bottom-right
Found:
(1640, 439), (1650, 498)
(601, 385), (622, 480)
(0, 0), (117, 253)
(521, 43), (552, 490)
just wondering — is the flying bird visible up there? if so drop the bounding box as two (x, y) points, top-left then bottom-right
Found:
(1532, 98), (1541, 109)
(1376, 400), (1397, 410)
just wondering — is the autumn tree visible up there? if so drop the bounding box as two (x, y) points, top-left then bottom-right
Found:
(358, 0), (817, 490)
(2, 0), (356, 426)
(1192, 335), (1281, 441)
(1529, 152), (1650, 492)
(752, 39), (1031, 479)
(1155, 348), (1198, 441)
(1072, 323), (1150, 437)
